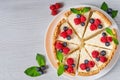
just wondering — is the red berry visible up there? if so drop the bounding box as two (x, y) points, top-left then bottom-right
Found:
(67, 58), (74, 65)
(63, 47), (70, 54)
(80, 63), (86, 70)
(88, 61), (95, 68)
(100, 56), (107, 63)
(50, 4), (56, 10)
(107, 37), (112, 42)
(94, 19), (101, 26)
(90, 24), (97, 31)
(67, 67), (74, 73)
(66, 29), (73, 35)
(60, 31), (68, 38)
(55, 42), (63, 49)
(74, 18), (81, 25)
(100, 36), (107, 43)
(51, 10), (58, 16)
(55, 3), (61, 9)
(92, 50), (99, 58)
(80, 15), (86, 22)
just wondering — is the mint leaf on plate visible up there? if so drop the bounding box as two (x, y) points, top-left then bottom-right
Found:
(57, 63), (64, 76)
(24, 66), (40, 77)
(112, 10), (118, 18)
(101, 2), (108, 11)
(56, 51), (63, 63)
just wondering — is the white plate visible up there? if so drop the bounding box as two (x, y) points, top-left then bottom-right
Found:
(45, 5), (120, 80)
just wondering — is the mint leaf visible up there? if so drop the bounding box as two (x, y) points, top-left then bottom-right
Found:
(101, 2), (108, 11)
(70, 8), (80, 14)
(112, 10), (118, 18)
(56, 51), (63, 63)
(57, 63), (64, 76)
(82, 7), (91, 13)
(113, 37), (119, 45)
(105, 28), (114, 36)
(24, 66), (40, 77)
(36, 54), (45, 67)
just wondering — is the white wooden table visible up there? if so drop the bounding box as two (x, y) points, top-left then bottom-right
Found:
(0, 0), (120, 80)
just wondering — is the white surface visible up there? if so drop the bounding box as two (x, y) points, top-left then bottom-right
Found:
(0, 0), (120, 80)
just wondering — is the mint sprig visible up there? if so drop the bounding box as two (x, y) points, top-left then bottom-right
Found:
(70, 7), (90, 14)
(24, 53), (47, 77)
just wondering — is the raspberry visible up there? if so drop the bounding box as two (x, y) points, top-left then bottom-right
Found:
(107, 37), (112, 42)
(100, 36), (107, 43)
(55, 3), (61, 9)
(94, 19), (101, 26)
(100, 56), (107, 63)
(80, 15), (86, 22)
(63, 47), (70, 54)
(67, 58), (74, 65)
(66, 29), (73, 35)
(55, 42), (63, 49)
(74, 18), (81, 25)
(50, 4), (56, 10)
(51, 10), (58, 16)
(92, 50), (99, 58)
(88, 61), (95, 68)
(67, 67), (74, 73)
(80, 63), (86, 70)
(90, 24), (97, 31)
(60, 31), (68, 38)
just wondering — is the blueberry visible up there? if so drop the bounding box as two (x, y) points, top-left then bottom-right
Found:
(67, 35), (71, 40)
(108, 12), (112, 17)
(86, 67), (90, 72)
(72, 64), (75, 67)
(95, 57), (100, 61)
(98, 24), (103, 29)
(107, 8), (113, 13)
(100, 50), (106, 56)
(89, 18), (94, 24)
(76, 14), (81, 18)
(81, 22), (85, 26)
(36, 67), (44, 74)
(39, 70), (44, 75)
(105, 42), (110, 46)
(40, 66), (46, 70)
(59, 49), (63, 53)
(102, 32), (107, 36)
(64, 65), (68, 69)
(84, 59), (89, 64)
(63, 42), (67, 47)
(63, 26), (68, 31)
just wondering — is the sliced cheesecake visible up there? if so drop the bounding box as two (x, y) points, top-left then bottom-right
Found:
(85, 44), (115, 70)
(78, 48), (99, 76)
(85, 28), (117, 50)
(83, 10), (112, 40)
(53, 18), (81, 44)
(65, 7), (91, 38)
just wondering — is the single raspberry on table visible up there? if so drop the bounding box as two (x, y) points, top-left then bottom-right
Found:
(51, 10), (58, 16)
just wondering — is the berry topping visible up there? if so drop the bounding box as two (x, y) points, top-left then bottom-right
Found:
(51, 10), (58, 16)
(76, 14), (81, 18)
(95, 57), (100, 61)
(98, 24), (103, 29)
(100, 50), (106, 56)
(67, 67), (74, 73)
(107, 37), (112, 42)
(89, 18), (94, 24)
(94, 19), (101, 26)
(92, 50), (99, 58)
(64, 65), (68, 70)
(72, 64), (75, 67)
(67, 58), (74, 65)
(100, 36), (107, 43)
(80, 15), (86, 22)
(90, 24), (97, 31)
(55, 3), (61, 9)
(81, 22), (85, 26)
(67, 35), (71, 40)
(60, 32), (68, 38)
(63, 47), (70, 54)
(55, 42), (63, 50)
(100, 56), (107, 63)
(80, 63), (87, 70)
(105, 42), (110, 46)
(49, 4), (56, 10)
(62, 42), (67, 47)
(74, 18), (81, 25)
(66, 29), (73, 35)
(63, 26), (68, 31)
(84, 59), (89, 64)
(102, 32), (107, 36)
(88, 61), (95, 68)
(86, 67), (90, 72)
(59, 49), (63, 53)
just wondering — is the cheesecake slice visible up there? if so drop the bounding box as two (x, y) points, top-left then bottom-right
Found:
(83, 10), (112, 40)
(85, 28), (117, 50)
(53, 18), (81, 45)
(78, 48), (99, 76)
(85, 44), (115, 70)
(65, 7), (91, 38)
